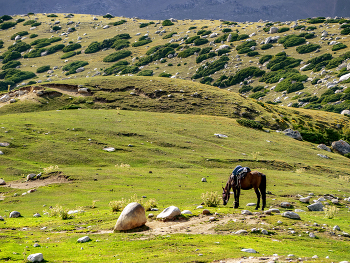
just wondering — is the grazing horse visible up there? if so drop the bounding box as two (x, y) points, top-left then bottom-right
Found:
(222, 168), (266, 210)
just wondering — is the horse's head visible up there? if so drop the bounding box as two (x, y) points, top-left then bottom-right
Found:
(222, 186), (230, 205)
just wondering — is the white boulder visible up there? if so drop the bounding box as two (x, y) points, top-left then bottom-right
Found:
(114, 202), (147, 231)
(157, 206), (181, 220)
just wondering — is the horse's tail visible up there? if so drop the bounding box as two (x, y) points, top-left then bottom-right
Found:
(260, 173), (267, 209)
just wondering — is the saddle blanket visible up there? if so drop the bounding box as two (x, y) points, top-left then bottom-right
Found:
(232, 165), (251, 177)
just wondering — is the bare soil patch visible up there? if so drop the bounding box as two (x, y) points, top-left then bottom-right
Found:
(1, 173), (71, 189)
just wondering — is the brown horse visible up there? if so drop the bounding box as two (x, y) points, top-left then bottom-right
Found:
(222, 170), (266, 210)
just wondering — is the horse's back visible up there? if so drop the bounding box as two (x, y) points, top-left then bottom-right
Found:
(241, 171), (265, 189)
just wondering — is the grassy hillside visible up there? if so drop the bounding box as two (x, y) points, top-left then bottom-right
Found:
(0, 13), (350, 263)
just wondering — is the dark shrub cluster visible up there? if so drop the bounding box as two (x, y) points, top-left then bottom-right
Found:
(194, 38), (209, 46)
(214, 66), (265, 87)
(85, 34), (131, 53)
(259, 55), (273, 64)
(266, 52), (302, 71)
(298, 32), (315, 39)
(185, 35), (200, 44)
(46, 44), (65, 54)
(139, 22), (154, 28)
(112, 20), (127, 26)
(36, 65), (50, 73)
(62, 43), (81, 52)
(261, 43), (273, 50)
(103, 50), (132, 62)
(11, 31), (28, 40)
(197, 30), (212, 36)
(0, 21), (17, 30)
(0, 68), (36, 83)
(0, 15), (13, 21)
(2, 60), (21, 70)
(332, 43), (347, 51)
(30, 37), (62, 48)
(162, 20), (174, 26)
(239, 85), (253, 93)
(47, 14), (58, 17)
(135, 43), (178, 66)
(23, 48), (46, 58)
(196, 52), (217, 63)
(192, 56), (229, 80)
(8, 40), (31, 53)
(137, 70), (153, 76)
(0, 40), (4, 49)
(131, 36), (152, 47)
(278, 35), (305, 48)
(61, 51), (78, 59)
(296, 43), (320, 54)
(259, 69), (306, 84)
(103, 14), (114, 19)
(1, 51), (21, 63)
(178, 47), (201, 58)
(236, 40), (256, 54)
(159, 72), (172, 77)
(237, 119), (263, 129)
(0, 80), (15, 91)
(62, 61), (89, 75)
(278, 27), (290, 33)
(162, 32), (177, 39)
(301, 53), (333, 71)
(275, 80), (305, 93)
(307, 17), (325, 24)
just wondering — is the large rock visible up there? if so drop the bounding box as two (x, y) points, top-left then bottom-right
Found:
(307, 202), (324, 211)
(269, 27), (278, 34)
(282, 211), (300, 219)
(281, 202), (292, 208)
(341, 110), (350, 115)
(339, 73), (350, 82)
(317, 144), (331, 152)
(332, 140), (350, 155)
(114, 202), (146, 231)
(283, 129), (303, 141)
(9, 211), (21, 218)
(77, 236), (90, 243)
(0, 179), (6, 185)
(27, 253), (44, 262)
(299, 197), (311, 203)
(156, 206), (181, 220)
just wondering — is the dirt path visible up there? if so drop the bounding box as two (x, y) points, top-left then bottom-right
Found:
(0, 174), (70, 189)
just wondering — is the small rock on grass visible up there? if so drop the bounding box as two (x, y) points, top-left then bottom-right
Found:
(27, 253), (43, 262)
(77, 236), (90, 243)
(282, 211), (300, 220)
(241, 248), (257, 253)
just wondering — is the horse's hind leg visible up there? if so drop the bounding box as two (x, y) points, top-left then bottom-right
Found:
(233, 189), (239, 208)
(261, 189), (266, 211)
(254, 188), (260, 210)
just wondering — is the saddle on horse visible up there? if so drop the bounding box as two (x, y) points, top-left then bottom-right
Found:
(231, 165), (251, 188)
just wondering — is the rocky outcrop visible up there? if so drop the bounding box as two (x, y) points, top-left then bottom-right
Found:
(332, 140), (350, 155)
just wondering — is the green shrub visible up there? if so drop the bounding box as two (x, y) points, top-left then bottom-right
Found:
(199, 76), (213, 84)
(0, 15), (13, 21)
(178, 47), (201, 58)
(139, 22), (151, 28)
(340, 28), (350, 35)
(247, 51), (259, 57)
(237, 119), (263, 129)
(31, 22), (41, 27)
(298, 32), (315, 39)
(162, 20), (174, 26)
(103, 14), (114, 19)
(192, 56), (229, 79)
(0, 80), (15, 91)
(259, 69), (304, 84)
(194, 38), (209, 46)
(266, 53), (302, 71)
(104, 61), (129, 75)
(60, 51), (77, 59)
(278, 34), (305, 48)
(261, 43), (273, 50)
(85, 42), (100, 54)
(23, 48), (46, 58)
(307, 17), (325, 24)
(311, 78), (320, 85)
(137, 70), (153, 76)
(275, 80), (305, 93)
(162, 32), (177, 39)
(222, 28), (232, 33)
(278, 27), (290, 33)
(62, 61), (89, 75)
(47, 14), (58, 17)
(197, 30), (212, 36)
(249, 91), (266, 99)
(111, 39), (130, 50)
(30, 37), (62, 48)
(62, 43), (81, 52)
(214, 66), (265, 87)
(201, 191), (221, 207)
(2, 51), (21, 63)
(236, 40), (256, 53)
(196, 52), (217, 63)
(2, 60), (21, 70)
(332, 43), (347, 51)
(10, 31), (28, 40)
(0, 21), (17, 30)
(7, 41), (31, 53)
(112, 20), (127, 26)
(238, 34), (249, 40)
(36, 65), (50, 73)
(131, 38), (152, 47)
(302, 53), (333, 71)
(199, 47), (212, 55)
(188, 26), (196, 30)
(259, 55), (273, 64)
(296, 43), (320, 54)
(185, 35), (200, 44)
(46, 44), (65, 54)
(306, 26), (317, 30)
(159, 72), (172, 77)
(239, 85), (253, 93)
(103, 50), (132, 63)
(29, 34), (38, 38)
(294, 25), (305, 30)
(0, 40), (4, 49)
(0, 68), (36, 83)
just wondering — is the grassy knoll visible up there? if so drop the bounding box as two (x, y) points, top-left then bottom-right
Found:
(0, 109), (349, 262)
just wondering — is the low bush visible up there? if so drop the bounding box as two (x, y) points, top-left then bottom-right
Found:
(36, 65), (50, 73)
(162, 19), (174, 26)
(332, 43), (347, 51)
(103, 50), (132, 63)
(103, 14), (114, 19)
(298, 32), (315, 39)
(178, 47), (201, 58)
(249, 91), (266, 99)
(61, 51), (77, 59)
(2, 51), (21, 63)
(340, 28), (350, 35)
(23, 48), (46, 58)
(238, 34), (249, 40)
(217, 48), (230, 56)
(62, 43), (81, 52)
(307, 17), (325, 24)
(201, 191), (221, 207)
(0, 40), (4, 49)
(52, 26), (61, 31)
(192, 56), (229, 79)
(266, 53), (302, 71)
(112, 20), (127, 26)
(112, 39), (130, 50)
(278, 27), (290, 33)
(131, 37), (152, 47)
(104, 60), (129, 75)
(311, 78), (320, 85)
(278, 34), (305, 48)
(0, 80), (15, 91)
(7, 40), (31, 53)
(159, 72), (172, 78)
(0, 15), (13, 21)
(296, 43), (320, 54)
(194, 38), (209, 46)
(196, 52), (217, 63)
(1, 60), (21, 70)
(62, 61), (89, 75)
(236, 40), (256, 54)
(47, 14), (58, 17)
(261, 43), (273, 50)
(214, 66), (265, 87)
(185, 35), (200, 44)
(222, 28), (232, 33)
(10, 31), (28, 40)
(197, 30), (212, 36)
(29, 34), (38, 38)
(0, 68), (36, 83)
(46, 44), (65, 54)
(239, 85), (253, 93)
(302, 53), (333, 71)
(137, 70), (153, 76)
(0, 21), (17, 30)
(85, 34), (131, 54)
(275, 79), (305, 93)
(259, 55), (273, 64)
(259, 69), (306, 84)
(188, 26), (197, 30)
(236, 119), (263, 129)
(162, 32), (177, 39)
(247, 51), (259, 57)
(199, 47), (212, 55)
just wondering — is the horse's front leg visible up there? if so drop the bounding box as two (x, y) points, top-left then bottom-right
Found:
(234, 188), (240, 208)
(254, 188), (261, 210)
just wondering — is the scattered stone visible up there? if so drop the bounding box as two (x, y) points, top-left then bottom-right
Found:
(309, 232), (316, 238)
(33, 213), (41, 217)
(209, 216), (216, 221)
(201, 177), (207, 182)
(333, 225), (340, 231)
(148, 213), (154, 218)
(77, 236), (90, 243)
(331, 140), (350, 155)
(307, 202), (324, 211)
(317, 144), (331, 152)
(0, 151), (3, 155)
(341, 110), (350, 115)
(331, 199), (339, 204)
(317, 154), (329, 159)
(0, 179), (6, 185)
(27, 253), (44, 262)
(157, 206), (181, 220)
(277, 220), (282, 224)
(246, 203), (256, 207)
(103, 147), (115, 152)
(283, 129), (303, 140)
(269, 27), (278, 34)
(261, 229), (268, 235)
(33, 243), (40, 247)
(295, 209), (305, 212)
(26, 173), (36, 181)
(241, 248), (257, 253)
(114, 202), (146, 230)
(202, 209), (211, 215)
(0, 216), (4, 221)
(299, 197), (311, 203)
(181, 210), (192, 215)
(282, 211), (300, 220)
(280, 202), (292, 208)
(241, 210), (253, 215)
(312, 255), (318, 259)
(269, 208), (280, 213)
(9, 211), (21, 218)
(196, 205), (204, 209)
(235, 230), (248, 235)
